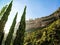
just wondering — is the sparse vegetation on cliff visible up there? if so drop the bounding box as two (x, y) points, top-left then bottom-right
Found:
(24, 8), (60, 45)
(24, 19), (60, 45)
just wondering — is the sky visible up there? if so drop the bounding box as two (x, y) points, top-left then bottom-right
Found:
(0, 0), (60, 33)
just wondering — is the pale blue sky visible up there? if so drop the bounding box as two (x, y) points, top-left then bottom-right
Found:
(0, 0), (60, 33)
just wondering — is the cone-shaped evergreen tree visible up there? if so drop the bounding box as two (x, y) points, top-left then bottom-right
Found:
(0, 1), (12, 45)
(0, 5), (8, 17)
(13, 6), (26, 45)
(5, 12), (18, 45)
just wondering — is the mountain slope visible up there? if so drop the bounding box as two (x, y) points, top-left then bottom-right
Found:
(26, 8), (60, 31)
(24, 19), (60, 45)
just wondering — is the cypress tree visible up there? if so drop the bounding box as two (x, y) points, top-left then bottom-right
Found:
(0, 5), (8, 17)
(0, 1), (12, 45)
(0, 5), (8, 44)
(5, 12), (18, 45)
(13, 6), (26, 45)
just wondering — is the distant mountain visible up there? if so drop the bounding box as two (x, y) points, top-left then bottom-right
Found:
(26, 7), (60, 31)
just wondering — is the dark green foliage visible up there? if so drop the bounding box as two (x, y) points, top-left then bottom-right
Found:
(0, 5), (8, 20)
(0, 0), (12, 33)
(0, 1), (12, 45)
(0, 5), (7, 45)
(0, 0), (26, 45)
(5, 12), (18, 45)
(0, 5), (7, 15)
(13, 6), (26, 45)
(0, 1), (12, 23)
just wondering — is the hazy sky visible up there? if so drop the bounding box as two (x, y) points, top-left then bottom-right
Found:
(0, 0), (60, 33)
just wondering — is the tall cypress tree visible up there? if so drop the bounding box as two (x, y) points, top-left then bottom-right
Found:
(0, 5), (8, 44)
(5, 12), (18, 45)
(0, 1), (12, 45)
(0, 5), (8, 17)
(13, 6), (26, 45)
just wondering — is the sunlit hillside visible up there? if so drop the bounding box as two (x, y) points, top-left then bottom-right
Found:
(24, 8), (60, 45)
(24, 17), (60, 45)
(26, 8), (60, 32)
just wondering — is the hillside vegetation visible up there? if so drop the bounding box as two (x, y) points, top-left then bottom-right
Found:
(24, 19), (60, 45)
(25, 8), (60, 45)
